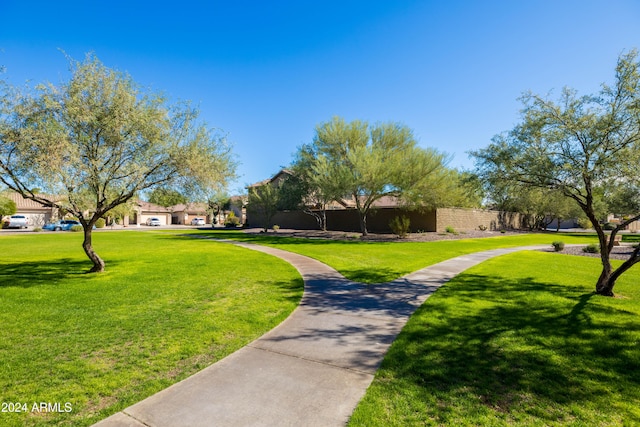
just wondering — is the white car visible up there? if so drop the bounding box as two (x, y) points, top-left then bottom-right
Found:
(7, 215), (29, 229)
(146, 217), (161, 226)
(191, 218), (205, 226)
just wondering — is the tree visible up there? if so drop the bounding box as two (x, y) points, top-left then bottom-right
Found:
(148, 187), (187, 207)
(0, 193), (17, 218)
(471, 50), (640, 296)
(297, 116), (455, 235)
(247, 183), (280, 232)
(0, 54), (236, 272)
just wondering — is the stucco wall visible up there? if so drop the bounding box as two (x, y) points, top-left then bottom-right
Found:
(248, 208), (437, 233)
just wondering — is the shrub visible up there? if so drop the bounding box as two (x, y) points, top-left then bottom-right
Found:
(33, 227), (42, 232)
(577, 217), (592, 229)
(445, 226), (456, 234)
(478, 224), (488, 231)
(602, 222), (616, 230)
(272, 225), (280, 232)
(95, 218), (106, 228)
(389, 216), (411, 238)
(583, 243), (600, 253)
(551, 241), (565, 251)
(70, 225), (83, 232)
(224, 212), (240, 227)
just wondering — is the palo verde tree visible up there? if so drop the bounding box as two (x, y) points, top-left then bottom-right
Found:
(472, 50), (640, 296)
(0, 54), (236, 272)
(296, 116), (455, 235)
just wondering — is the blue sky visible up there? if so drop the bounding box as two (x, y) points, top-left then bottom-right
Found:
(2, 1), (640, 195)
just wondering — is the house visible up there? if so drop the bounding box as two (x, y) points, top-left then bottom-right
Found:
(171, 203), (210, 225)
(130, 201), (173, 226)
(2, 192), (60, 227)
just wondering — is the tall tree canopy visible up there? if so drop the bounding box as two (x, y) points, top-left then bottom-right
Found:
(0, 54), (236, 272)
(295, 116), (456, 235)
(472, 50), (640, 296)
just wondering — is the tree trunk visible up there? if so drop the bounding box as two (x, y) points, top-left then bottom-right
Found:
(83, 226), (105, 273)
(359, 212), (368, 236)
(595, 263), (614, 296)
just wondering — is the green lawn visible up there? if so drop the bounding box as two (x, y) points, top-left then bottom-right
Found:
(204, 231), (599, 283)
(348, 251), (640, 426)
(0, 231), (303, 426)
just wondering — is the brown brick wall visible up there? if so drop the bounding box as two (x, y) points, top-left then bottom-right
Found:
(435, 208), (524, 233)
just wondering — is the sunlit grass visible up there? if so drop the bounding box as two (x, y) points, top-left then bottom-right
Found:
(349, 252), (640, 426)
(0, 231), (302, 426)
(204, 230), (598, 283)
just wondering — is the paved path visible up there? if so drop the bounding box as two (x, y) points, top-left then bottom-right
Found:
(95, 242), (547, 427)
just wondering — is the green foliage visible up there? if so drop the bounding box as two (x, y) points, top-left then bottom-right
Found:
(248, 184), (279, 231)
(445, 226), (456, 234)
(148, 187), (187, 207)
(583, 243), (600, 253)
(577, 217), (593, 229)
(70, 225), (83, 232)
(95, 218), (106, 228)
(0, 194), (17, 217)
(272, 224), (280, 232)
(224, 211), (240, 227)
(0, 53), (236, 272)
(389, 215), (411, 238)
(478, 224), (488, 231)
(296, 116), (455, 235)
(551, 240), (565, 251)
(32, 227), (42, 232)
(471, 50), (640, 295)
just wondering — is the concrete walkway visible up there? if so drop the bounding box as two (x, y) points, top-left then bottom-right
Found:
(95, 242), (547, 427)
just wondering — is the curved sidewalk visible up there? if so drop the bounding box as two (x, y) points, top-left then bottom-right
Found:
(95, 242), (547, 427)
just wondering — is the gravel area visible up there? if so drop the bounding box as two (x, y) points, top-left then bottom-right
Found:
(546, 244), (638, 261)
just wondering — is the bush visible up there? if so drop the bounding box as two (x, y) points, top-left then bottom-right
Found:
(389, 216), (411, 238)
(551, 241), (565, 251)
(95, 218), (106, 228)
(445, 226), (456, 234)
(478, 225), (488, 231)
(577, 217), (592, 229)
(32, 227), (42, 232)
(224, 212), (240, 227)
(602, 222), (616, 230)
(583, 243), (600, 253)
(70, 225), (83, 232)
(272, 225), (280, 232)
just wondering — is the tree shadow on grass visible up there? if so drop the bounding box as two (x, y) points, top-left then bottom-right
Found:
(164, 230), (376, 246)
(0, 259), (109, 288)
(381, 273), (640, 423)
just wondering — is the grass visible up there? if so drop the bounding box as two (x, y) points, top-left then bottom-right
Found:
(201, 231), (599, 284)
(0, 231), (303, 426)
(348, 252), (640, 426)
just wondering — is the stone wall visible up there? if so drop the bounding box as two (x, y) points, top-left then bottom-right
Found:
(435, 208), (524, 233)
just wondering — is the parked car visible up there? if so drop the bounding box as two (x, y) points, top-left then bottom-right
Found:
(191, 217), (205, 226)
(43, 220), (81, 231)
(146, 217), (161, 226)
(7, 215), (29, 229)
